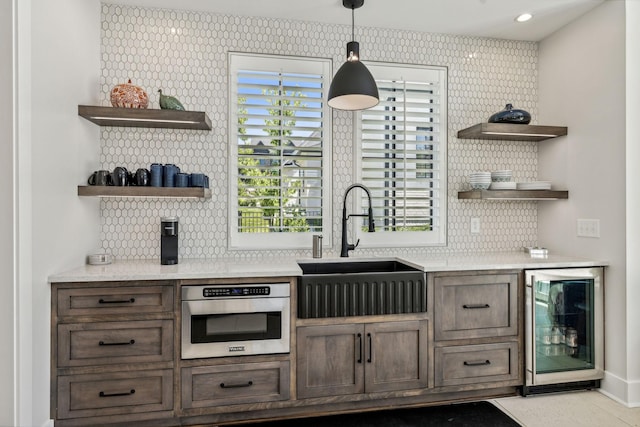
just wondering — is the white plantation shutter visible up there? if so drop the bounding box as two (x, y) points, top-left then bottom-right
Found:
(358, 63), (447, 247)
(229, 53), (332, 249)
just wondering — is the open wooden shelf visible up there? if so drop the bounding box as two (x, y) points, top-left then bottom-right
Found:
(457, 123), (567, 141)
(458, 189), (569, 200)
(78, 185), (211, 199)
(78, 105), (212, 130)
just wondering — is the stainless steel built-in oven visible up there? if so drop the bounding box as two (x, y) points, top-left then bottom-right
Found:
(524, 267), (604, 395)
(181, 282), (290, 359)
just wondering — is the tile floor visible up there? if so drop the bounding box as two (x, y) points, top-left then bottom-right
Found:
(494, 391), (640, 426)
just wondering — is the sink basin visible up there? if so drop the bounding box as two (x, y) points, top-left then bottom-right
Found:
(298, 259), (421, 275)
(297, 259), (426, 319)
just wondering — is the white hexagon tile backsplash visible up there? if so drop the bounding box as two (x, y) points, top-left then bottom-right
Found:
(99, 3), (538, 260)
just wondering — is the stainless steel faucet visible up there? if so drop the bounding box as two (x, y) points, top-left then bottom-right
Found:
(341, 183), (375, 257)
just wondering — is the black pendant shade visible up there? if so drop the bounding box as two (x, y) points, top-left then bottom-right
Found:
(327, 0), (379, 111)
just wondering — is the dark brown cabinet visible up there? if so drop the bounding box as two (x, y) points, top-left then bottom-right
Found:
(51, 281), (176, 426)
(58, 319), (173, 367)
(57, 369), (173, 420)
(296, 320), (428, 398)
(49, 269), (530, 426)
(433, 271), (518, 341)
(431, 271), (522, 389)
(181, 361), (290, 410)
(434, 342), (519, 387)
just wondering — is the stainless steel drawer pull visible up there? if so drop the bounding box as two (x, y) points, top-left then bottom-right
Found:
(220, 381), (253, 389)
(99, 339), (135, 346)
(463, 360), (491, 366)
(98, 298), (136, 304)
(99, 389), (135, 397)
(462, 304), (490, 309)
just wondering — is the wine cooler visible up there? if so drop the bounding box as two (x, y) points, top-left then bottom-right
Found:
(523, 267), (604, 395)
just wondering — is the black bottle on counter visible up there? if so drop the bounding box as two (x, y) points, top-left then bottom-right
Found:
(161, 217), (179, 265)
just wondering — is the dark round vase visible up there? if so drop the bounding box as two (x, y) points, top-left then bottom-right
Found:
(488, 103), (531, 124)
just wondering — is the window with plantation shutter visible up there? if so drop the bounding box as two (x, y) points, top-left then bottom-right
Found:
(356, 63), (447, 247)
(228, 53), (332, 250)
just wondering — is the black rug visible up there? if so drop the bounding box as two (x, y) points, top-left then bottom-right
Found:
(230, 401), (521, 426)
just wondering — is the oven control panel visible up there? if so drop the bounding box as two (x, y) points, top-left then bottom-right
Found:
(181, 282), (290, 301)
(203, 286), (271, 298)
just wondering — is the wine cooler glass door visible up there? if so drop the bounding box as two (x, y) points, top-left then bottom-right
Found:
(525, 267), (604, 387)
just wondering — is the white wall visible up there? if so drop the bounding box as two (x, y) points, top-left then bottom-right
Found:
(625, 0), (640, 406)
(538, 1), (632, 405)
(24, 0), (101, 425)
(1, 0), (17, 425)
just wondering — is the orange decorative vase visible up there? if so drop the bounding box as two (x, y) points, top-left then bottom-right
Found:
(110, 79), (149, 109)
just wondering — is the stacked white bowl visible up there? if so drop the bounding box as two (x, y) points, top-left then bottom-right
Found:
(469, 171), (491, 190)
(489, 170), (516, 190)
(490, 170), (512, 182)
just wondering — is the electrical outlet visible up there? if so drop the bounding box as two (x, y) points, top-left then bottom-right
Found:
(470, 217), (480, 234)
(577, 219), (600, 238)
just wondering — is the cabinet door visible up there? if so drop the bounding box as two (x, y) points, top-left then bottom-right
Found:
(434, 272), (519, 340)
(57, 284), (174, 317)
(58, 320), (173, 367)
(182, 361), (290, 410)
(57, 369), (173, 420)
(365, 320), (428, 393)
(434, 341), (519, 387)
(296, 324), (365, 398)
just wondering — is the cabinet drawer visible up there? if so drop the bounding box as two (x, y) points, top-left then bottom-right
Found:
(57, 285), (174, 317)
(181, 361), (290, 409)
(58, 320), (173, 367)
(57, 369), (173, 419)
(435, 342), (519, 387)
(434, 272), (518, 340)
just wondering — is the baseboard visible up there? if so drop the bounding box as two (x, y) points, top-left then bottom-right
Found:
(600, 371), (640, 407)
(629, 378), (640, 408)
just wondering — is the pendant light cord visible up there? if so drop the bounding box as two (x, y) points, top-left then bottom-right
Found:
(351, 5), (355, 41)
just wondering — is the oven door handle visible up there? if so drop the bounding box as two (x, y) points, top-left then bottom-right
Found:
(220, 381), (253, 389)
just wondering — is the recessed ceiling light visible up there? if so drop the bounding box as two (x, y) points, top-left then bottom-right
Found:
(516, 13), (533, 23)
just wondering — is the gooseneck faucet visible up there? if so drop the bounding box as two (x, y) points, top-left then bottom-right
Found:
(341, 183), (375, 257)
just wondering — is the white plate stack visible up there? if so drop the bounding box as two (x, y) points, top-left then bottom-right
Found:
(517, 181), (552, 190)
(469, 172), (491, 190)
(489, 170), (516, 190)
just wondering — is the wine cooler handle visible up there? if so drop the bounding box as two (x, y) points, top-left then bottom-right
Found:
(525, 276), (536, 386)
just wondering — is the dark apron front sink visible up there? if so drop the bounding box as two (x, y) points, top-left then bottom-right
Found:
(298, 259), (420, 275)
(297, 260), (426, 319)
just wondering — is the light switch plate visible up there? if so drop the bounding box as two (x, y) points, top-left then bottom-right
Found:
(577, 219), (600, 238)
(470, 217), (480, 234)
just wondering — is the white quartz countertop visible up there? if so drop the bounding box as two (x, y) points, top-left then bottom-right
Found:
(48, 251), (608, 283)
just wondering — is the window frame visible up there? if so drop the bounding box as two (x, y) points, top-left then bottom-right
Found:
(354, 62), (448, 248)
(228, 52), (333, 250)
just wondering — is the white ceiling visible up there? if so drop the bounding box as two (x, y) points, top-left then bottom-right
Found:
(107, 0), (606, 41)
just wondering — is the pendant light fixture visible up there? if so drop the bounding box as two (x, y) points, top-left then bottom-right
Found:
(327, 0), (379, 111)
